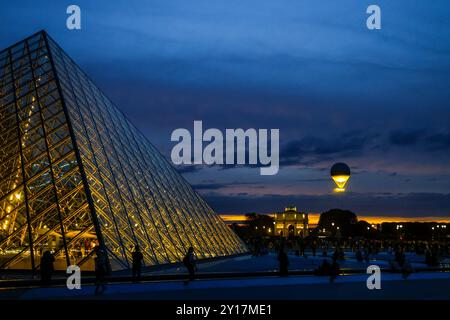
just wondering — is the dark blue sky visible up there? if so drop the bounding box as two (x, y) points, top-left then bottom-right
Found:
(2, 0), (450, 217)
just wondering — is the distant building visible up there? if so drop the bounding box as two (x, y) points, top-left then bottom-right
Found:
(274, 207), (309, 238)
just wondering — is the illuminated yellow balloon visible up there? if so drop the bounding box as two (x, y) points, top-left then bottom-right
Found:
(330, 163), (351, 192)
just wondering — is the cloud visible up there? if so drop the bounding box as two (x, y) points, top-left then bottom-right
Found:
(425, 132), (450, 151)
(389, 129), (426, 146)
(388, 129), (450, 152)
(192, 180), (261, 191)
(192, 183), (226, 190)
(280, 131), (378, 166)
(204, 192), (450, 217)
(174, 165), (203, 174)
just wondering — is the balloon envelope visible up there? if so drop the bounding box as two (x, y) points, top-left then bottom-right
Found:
(330, 163), (351, 190)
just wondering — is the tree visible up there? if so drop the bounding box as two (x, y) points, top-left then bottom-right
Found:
(355, 220), (373, 238)
(245, 213), (275, 238)
(315, 209), (358, 238)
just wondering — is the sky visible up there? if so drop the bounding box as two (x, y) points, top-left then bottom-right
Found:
(1, 0), (450, 218)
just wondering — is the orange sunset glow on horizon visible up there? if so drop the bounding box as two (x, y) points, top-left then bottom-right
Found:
(219, 214), (450, 225)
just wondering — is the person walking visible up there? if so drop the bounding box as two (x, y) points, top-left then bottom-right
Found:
(94, 246), (108, 295)
(40, 251), (55, 286)
(311, 241), (317, 257)
(278, 245), (289, 276)
(329, 257), (340, 283)
(183, 247), (197, 285)
(132, 245), (144, 282)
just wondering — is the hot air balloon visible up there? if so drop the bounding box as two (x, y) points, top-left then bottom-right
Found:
(330, 162), (350, 192)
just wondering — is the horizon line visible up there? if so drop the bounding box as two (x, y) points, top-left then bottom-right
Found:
(219, 214), (450, 225)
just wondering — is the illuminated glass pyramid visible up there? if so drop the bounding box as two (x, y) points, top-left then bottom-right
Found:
(0, 31), (246, 271)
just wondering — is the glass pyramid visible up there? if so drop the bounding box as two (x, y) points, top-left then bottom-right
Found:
(0, 31), (247, 272)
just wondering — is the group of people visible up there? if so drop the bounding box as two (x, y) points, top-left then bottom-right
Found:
(274, 239), (343, 280)
(37, 237), (449, 292)
(314, 258), (341, 282)
(39, 246), (112, 295)
(250, 236), (449, 263)
(37, 245), (198, 294)
(250, 236), (450, 281)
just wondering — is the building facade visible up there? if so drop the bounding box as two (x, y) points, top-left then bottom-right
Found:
(0, 31), (247, 272)
(274, 207), (309, 238)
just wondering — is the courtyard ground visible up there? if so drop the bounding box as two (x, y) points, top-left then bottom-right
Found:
(1, 252), (450, 300)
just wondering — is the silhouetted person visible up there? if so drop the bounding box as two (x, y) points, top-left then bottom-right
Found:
(332, 244), (344, 261)
(395, 247), (405, 268)
(402, 261), (413, 280)
(425, 248), (432, 265)
(254, 238), (262, 256)
(183, 247), (196, 285)
(40, 251), (55, 285)
(329, 257), (340, 283)
(311, 241), (317, 257)
(430, 244), (440, 266)
(355, 249), (363, 262)
(298, 239), (305, 257)
(363, 249), (370, 263)
(94, 246), (108, 295)
(132, 245), (144, 282)
(314, 259), (331, 276)
(278, 246), (289, 276)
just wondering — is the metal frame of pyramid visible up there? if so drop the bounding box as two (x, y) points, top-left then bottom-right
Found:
(0, 31), (247, 272)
